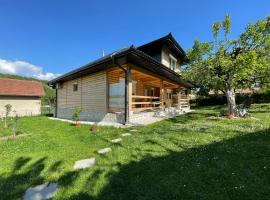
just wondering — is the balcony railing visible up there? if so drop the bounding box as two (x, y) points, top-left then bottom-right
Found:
(132, 95), (160, 111)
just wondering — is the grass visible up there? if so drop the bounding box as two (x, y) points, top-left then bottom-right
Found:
(0, 104), (269, 199)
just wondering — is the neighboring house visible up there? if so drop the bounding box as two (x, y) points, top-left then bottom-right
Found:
(0, 78), (44, 117)
(49, 33), (193, 124)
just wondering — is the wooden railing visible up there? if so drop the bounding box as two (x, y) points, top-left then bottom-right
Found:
(132, 95), (160, 111)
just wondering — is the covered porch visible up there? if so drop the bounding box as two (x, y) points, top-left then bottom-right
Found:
(107, 66), (190, 115)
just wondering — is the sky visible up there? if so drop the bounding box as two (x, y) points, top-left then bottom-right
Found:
(0, 0), (269, 80)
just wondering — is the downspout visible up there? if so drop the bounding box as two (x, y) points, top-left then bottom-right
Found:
(110, 54), (129, 125)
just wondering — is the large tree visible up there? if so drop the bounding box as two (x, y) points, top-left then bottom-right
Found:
(183, 15), (270, 115)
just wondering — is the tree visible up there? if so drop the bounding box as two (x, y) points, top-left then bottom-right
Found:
(41, 84), (56, 115)
(4, 104), (12, 128)
(183, 15), (270, 115)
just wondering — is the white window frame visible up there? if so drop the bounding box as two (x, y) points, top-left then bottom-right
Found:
(169, 54), (177, 71)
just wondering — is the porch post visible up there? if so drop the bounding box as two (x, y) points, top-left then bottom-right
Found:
(177, 87), (181, 109)
(127, 66), (132, 123)
(160, 80), (164, 110)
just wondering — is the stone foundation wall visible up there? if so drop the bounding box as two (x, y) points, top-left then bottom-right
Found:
(57, 108), (125, 124)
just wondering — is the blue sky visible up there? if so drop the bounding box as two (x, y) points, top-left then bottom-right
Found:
(0, 0), (269, 80)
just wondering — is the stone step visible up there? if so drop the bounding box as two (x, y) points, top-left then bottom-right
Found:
(73, 158), (96, 170)
(97, 147), (112, 154)
(23, 182), (58, 200)
(122, 133), (132, 137)
(111, 138), (122, 143)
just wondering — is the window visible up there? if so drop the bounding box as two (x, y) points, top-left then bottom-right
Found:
(169, 55), (177, 71)
(109, 79), (125, 110)
(73, 84), (78, 92)
(166, 89), (172, 99)
(145, 88), (155, 96)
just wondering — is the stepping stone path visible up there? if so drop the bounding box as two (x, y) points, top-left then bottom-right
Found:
(98, 147), (112, 154)
(111, 138), (122, 144)
(23, 182), (58, 200)
(73, 158), (96, 170)
(122, 133), (132, 137)
(130, 129), (138, 132)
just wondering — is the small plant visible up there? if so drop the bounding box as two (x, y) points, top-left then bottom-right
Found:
(12, 113), (18, 137)
(4, 104), (12, 128)
(72, 107), (82, 126)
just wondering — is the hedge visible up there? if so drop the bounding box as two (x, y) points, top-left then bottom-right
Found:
(191, 91), (270, 107)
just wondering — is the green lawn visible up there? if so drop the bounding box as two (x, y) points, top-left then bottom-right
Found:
(0, 104), (269, 199)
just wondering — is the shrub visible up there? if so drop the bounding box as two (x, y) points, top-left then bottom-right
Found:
(4, 104), (12, 128)
(72, 107), (82, 124)
(191, 91), (270, 107)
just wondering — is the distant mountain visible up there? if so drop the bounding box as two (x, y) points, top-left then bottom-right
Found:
(0, 73), (46, 82)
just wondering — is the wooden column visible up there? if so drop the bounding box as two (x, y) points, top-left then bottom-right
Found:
(177, 87), (181, 109)
(127, 66), (132, 116)
(105, 70), (109, 112)
(160, 80), (164, 110)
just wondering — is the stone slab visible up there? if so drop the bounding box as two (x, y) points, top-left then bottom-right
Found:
(98, 147), (112, 154)
(73, 158), (96, 170)
(23, 182), (58, 200)
(111, 138), (122, 143)
(122, 133), (132, 137)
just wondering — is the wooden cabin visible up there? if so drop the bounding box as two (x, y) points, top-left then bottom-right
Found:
(49, 34), (193, 124)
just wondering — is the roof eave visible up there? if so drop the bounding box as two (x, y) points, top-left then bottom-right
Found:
(130, 49), (193, 88)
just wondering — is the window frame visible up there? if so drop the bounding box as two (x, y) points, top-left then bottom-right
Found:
(73, 84), (78, 92)
(169, 54), (177, 71)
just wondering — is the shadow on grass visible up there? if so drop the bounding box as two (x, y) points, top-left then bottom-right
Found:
(0, 157), (47, 199)
(70, 128), (270, 200)
(1, 128), (269, 199)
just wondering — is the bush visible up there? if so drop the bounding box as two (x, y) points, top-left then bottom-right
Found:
(72, 107), (82, 123)
(191, 91), (270, 107)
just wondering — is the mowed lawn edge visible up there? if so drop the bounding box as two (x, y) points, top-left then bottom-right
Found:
(0, 104), (269, 199)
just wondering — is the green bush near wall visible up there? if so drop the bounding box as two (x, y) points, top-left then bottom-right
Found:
(191, 91), (270, 107)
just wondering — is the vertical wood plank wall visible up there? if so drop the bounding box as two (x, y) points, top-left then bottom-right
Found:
(57, 71), (107, 115)
(161, 45), (181, 74)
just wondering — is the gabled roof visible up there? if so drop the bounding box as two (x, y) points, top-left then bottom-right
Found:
(138, 33), (189, 64)
(0, 78), (44, 97)
(49, 34), (193, 88)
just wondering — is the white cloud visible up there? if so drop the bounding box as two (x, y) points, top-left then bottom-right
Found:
(0, 59), (61, 80)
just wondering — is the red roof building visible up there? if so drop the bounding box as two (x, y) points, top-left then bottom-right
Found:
(0, 78), (45, 117)
(0, 78), (44, 97)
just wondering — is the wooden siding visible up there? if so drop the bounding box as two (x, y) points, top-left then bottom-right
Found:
(57, 71), (106, 113)
(135, 80), (144, 96)
(161, 45), (181, 73)
(107, 69), (125, 84)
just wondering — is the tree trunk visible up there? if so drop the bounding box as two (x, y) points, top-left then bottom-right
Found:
(225, 85), (237, 115)
(4, 118), (7, 128)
